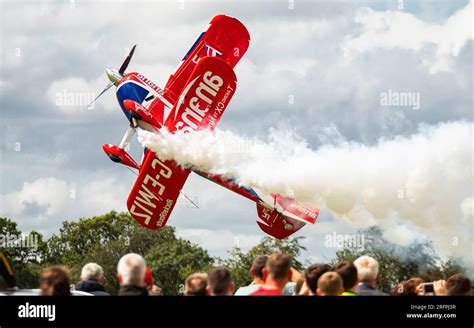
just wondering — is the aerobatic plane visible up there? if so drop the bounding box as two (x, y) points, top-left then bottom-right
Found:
(90, 15), (319, 239)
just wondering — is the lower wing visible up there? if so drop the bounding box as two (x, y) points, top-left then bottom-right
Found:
(127, 150), (190, 229)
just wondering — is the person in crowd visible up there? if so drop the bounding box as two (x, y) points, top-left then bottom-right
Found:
(353, 255), (387, 296)
(299, 263), (332, 295)
(392, 280), (407, 296)
(233, 254), (300, 296)
(428, 274), (472, 296)
(0, 251), (16, 291)
(251, 253), (292, 296)
(283, 268), (302, 295)
(39, 266), (71, 296)
(117, 253), (148, 296)
(148, 285), (163, 296)
(446, 274), (471, 296)
(207, 267), (234, 296)
(144, 267), (153, 290)
(235, 255), (268, 295)
(334, 261), (359, 296)
(293, 277), (305, 295)
(316, 271), (344, 296)
(143, 267), (162, 296)
(75, 263), (109, 296)
(392, 278), (423, 296)
(184, 273), (208, 296)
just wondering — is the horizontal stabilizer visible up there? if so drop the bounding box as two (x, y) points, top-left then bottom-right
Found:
(274, 194), (319, 225)
(253, 189), (319, 225)
(256, 203), (306, 239)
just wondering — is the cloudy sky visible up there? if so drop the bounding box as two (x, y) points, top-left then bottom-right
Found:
(1, 0), (472, 264)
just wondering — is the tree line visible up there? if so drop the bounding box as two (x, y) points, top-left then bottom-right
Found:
(0, 211), (467, 295)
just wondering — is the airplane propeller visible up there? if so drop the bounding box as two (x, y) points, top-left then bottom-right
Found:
(119, 44), (136, 74)
(87, 45), (137, 109)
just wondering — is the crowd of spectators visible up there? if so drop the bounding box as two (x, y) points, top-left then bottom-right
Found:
(1, 251), (471, 296)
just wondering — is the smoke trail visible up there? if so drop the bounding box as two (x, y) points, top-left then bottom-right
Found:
(138, 122), (473, 263)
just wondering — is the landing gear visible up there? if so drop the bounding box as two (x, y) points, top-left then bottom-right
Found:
(102, 98), (161, 170)
(124, 99), (161, 131)
(102, 126), (140, 170)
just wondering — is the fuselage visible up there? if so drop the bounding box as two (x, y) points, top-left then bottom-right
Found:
(115, 72), (264, 206)
(116, 72), (163, 121)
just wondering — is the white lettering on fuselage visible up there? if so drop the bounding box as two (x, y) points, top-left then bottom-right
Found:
(136, 73), (165, 97)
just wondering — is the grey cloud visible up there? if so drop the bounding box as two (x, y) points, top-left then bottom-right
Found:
(1, 0), (471, 260)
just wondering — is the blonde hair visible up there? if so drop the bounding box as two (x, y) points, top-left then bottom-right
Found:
(317, 272), (343, 296)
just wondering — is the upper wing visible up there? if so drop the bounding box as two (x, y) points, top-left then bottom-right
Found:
(163, 15), (250, 104)
(146, 15), (248, 132)
(164, 56), (237, 132)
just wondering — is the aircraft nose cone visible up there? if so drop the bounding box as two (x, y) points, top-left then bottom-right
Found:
(105, 68), (122, 85)
(105, 67), (114, 78)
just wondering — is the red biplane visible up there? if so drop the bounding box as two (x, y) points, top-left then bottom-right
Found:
(90, 15), (319, 239)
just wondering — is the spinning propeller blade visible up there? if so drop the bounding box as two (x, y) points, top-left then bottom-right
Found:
(119, 44), (136, 74)
(86, 81), (114, 109)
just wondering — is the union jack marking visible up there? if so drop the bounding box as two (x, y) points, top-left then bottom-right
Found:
(205, 45), (222, 57)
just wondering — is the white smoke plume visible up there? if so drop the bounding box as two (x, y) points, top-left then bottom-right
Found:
(138, 122), (473, 264)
